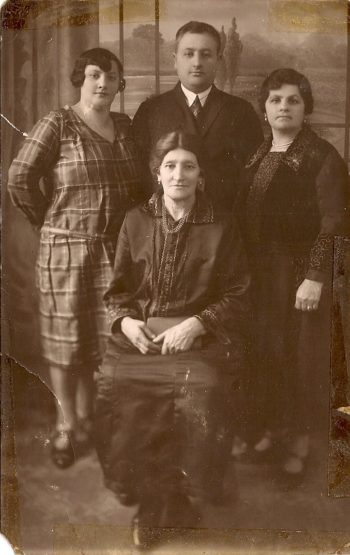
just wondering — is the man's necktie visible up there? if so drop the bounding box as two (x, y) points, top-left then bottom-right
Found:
(190, 95), (203, 119)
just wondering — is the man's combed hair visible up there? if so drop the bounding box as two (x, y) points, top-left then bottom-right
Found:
(175, 21), (221, 53)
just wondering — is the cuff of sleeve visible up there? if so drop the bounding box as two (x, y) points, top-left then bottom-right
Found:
(305, 268), (327, 283)
(195, 309), (231, 345)
(108, 308), (140, 333)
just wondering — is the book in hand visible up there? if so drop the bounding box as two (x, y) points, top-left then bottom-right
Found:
(146, 317), (202, 350)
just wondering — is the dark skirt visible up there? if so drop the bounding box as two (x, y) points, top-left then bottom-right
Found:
(247, 247), (332, 440)
(94, 337), (240, 503)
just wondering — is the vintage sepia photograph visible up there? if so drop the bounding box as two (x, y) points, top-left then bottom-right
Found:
(1, 0), (350, 553)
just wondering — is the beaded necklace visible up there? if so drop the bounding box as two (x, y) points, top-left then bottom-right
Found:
(161, 203), (193, 234)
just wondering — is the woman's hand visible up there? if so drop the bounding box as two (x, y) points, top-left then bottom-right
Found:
(295, 279), (323, 312)
(153, 317), (206, 355)
(121, 317), (161, 354)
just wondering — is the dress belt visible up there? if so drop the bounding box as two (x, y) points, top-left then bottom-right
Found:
(41, 225), (114, 241)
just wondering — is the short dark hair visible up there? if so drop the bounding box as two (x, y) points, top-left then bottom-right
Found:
(149, 131), (204, 178)
(70, 47), (123, 88)
(175, 21), (221, 53)
(259, 68), (314, 114)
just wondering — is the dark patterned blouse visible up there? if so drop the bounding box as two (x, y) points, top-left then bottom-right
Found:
(104, 191), (250, 350)
(240, 126), (349, 283)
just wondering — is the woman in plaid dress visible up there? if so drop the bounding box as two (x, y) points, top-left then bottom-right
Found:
(8, 48), (145, 468)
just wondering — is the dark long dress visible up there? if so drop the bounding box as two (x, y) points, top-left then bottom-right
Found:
(94, 191), (250, 504)
(238, 126), (349, 442)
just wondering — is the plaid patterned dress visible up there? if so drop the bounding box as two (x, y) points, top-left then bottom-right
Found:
(8, 107), (144, 369)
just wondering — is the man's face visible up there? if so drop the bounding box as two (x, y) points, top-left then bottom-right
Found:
(174, 32), (219, 93)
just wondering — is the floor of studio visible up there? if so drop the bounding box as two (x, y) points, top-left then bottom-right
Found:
(2, 360), (350, 555)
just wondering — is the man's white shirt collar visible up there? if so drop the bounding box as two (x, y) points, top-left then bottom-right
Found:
(181, 84), (212, 107)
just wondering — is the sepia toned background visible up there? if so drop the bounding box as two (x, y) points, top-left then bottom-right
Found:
(1, 1), (350, 554)
(2, 0), (349, 373)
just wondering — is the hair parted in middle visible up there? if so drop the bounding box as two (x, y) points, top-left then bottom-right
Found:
(149, 131), (205, 178)
(259, 67), (314, 115)
(70, 47), (125, 91)
(175, 21), (221, 53)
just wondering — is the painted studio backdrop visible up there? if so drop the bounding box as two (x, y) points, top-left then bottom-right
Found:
(2, 0), (349, 365)
(2, 0), (349, 369)
(1, 0), (350, 553)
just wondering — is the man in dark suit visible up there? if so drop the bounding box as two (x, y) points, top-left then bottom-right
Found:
(132, 22), (262, 507)
(132, 20), (263, 209)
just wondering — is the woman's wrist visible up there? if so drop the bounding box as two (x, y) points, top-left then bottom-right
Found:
(304, 278), (323, 288)
(120, 316), (134, 333)
(188, 316), (206, 336)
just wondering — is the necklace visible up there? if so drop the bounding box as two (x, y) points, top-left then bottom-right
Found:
(271, 138), (294, 152)
(162, 207), (190, 234)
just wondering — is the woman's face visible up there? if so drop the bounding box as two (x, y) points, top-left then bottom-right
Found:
(265, 83), (306, 135)
(80, 61), (120, 109)
(158, 148), (201, 204)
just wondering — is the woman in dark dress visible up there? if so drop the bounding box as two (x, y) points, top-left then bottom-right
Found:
(94, 131), (250, 549)
(238, 68), (348, 482)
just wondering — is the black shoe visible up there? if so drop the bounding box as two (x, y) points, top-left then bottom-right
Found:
(116, 491), (138, 507)
(50, 430), (75, 469)
(163, 493), (202, 528)
(131, 497), (163, 550)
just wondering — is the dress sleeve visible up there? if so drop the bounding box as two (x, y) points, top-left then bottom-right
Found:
(103, 214), (143, 332)
(195, 217), (251, 345)
(306, 148), (349, 282)
(7, 111), (61, 228)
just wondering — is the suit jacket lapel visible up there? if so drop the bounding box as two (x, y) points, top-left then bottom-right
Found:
(200, 85), (227, 137)
(172, 83), (228, 137)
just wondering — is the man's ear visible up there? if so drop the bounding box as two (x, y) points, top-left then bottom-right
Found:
(173, 51), (177, 70)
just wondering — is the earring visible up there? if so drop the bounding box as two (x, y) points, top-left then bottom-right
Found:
(118, 77), (126, 92)
(303, 117), (308, 125)
(198, 178), (205, 191)
(264, 114), (267, 122)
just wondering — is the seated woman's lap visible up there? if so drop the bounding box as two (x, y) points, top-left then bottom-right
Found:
(94, 342), (239, 500)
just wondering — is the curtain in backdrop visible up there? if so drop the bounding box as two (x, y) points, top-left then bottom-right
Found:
(2, 0), (100, 378)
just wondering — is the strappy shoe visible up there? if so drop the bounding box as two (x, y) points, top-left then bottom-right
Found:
(50, 429), (75, 469)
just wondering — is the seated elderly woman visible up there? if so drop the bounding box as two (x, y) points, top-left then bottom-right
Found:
(94, 131), (250, 549)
